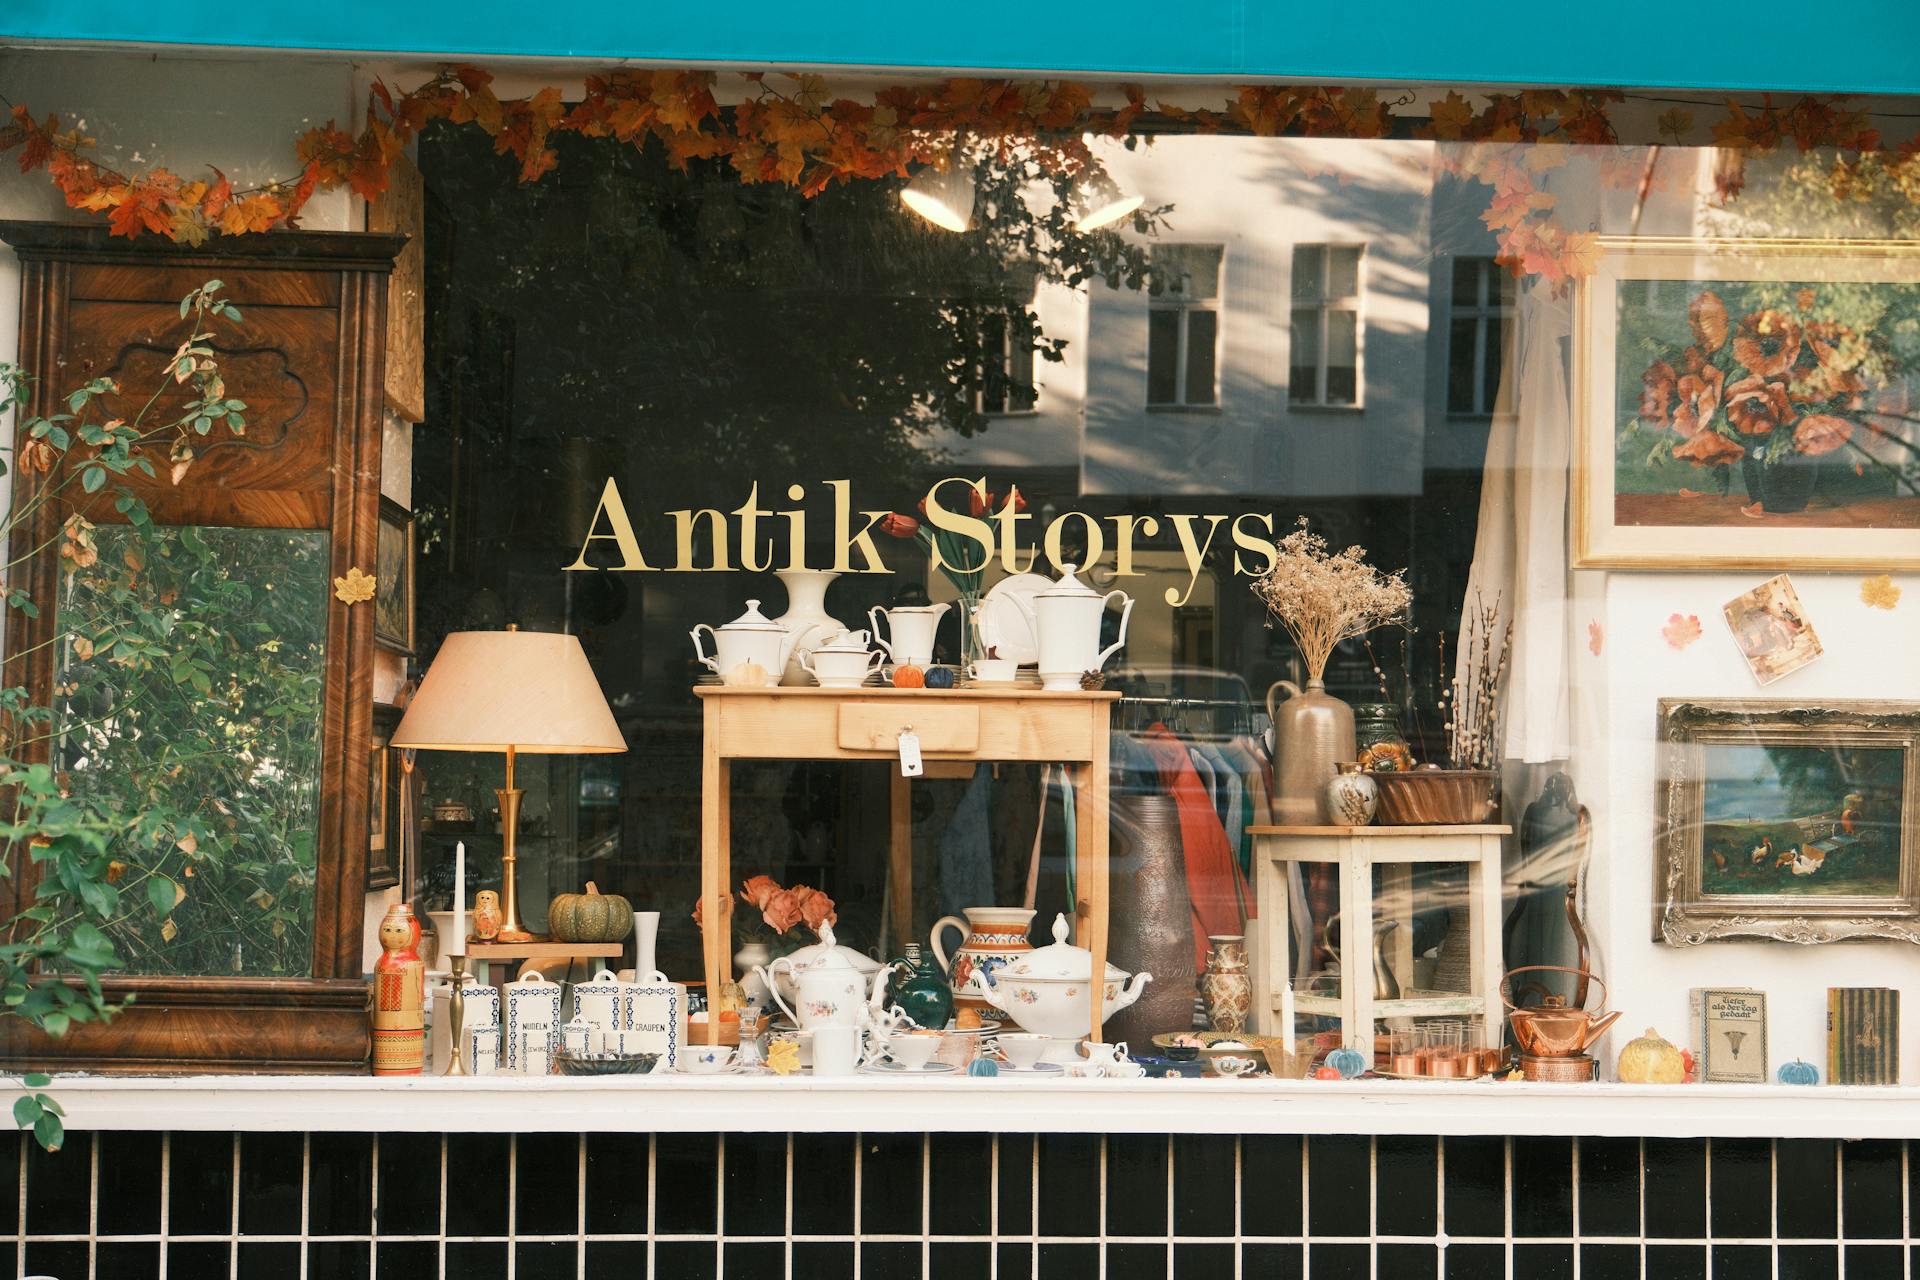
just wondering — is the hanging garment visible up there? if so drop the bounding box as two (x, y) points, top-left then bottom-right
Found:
(938, 764), (996, 919)
(1140, 724), (1248, 970)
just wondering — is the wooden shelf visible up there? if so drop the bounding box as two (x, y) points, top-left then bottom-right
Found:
(464, 941), (625, 961)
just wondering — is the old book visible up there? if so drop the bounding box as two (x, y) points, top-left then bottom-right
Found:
(1827, 987), (1900, 1086)
(1691, 988), (1768, 1084)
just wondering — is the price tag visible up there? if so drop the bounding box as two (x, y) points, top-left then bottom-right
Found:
(897, 729), (923, 777)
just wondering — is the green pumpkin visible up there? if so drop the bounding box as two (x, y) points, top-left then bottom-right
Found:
(547, 881), (634, 943)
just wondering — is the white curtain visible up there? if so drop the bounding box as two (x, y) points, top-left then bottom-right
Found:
(1459, 280), (1573, 764)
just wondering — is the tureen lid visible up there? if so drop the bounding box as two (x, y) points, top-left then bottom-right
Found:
(1037, 569), (1099, 599)
(1004, 913), (1129, 981)
(809, 629), (870, 652)
(718, 599), (788, 632)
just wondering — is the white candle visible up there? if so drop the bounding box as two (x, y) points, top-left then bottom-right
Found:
(451, 841), (466, 957)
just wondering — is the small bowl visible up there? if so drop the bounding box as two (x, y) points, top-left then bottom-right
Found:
(555, 1050), (659, 1077)
(680, 1047), (736, 1074)
(888, 1035), (941, 1070)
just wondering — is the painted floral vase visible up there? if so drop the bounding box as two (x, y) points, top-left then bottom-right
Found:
(1352, 703), (1414, 772)
(1201, 934), (1252, 1035)
(1324, 762), (1379, 826)
(930, 907), (1035, 1016)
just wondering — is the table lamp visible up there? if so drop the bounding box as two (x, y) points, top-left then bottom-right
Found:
(392, 625), (625, 944)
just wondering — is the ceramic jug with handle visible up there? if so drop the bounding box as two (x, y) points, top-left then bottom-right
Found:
(1006, 570), (1135, 691)
(756, 921), (871, 1032)
(930, 907), (1036, 1015)
(1267, 678), (1355, 823)
(690, 599), (798, 686)
(868, 602), (949, 668)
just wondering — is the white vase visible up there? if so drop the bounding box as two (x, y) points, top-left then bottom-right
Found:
(633, 910), (662, 979)
(735, 940), (773, 1004)
(773, 568), (846, 686)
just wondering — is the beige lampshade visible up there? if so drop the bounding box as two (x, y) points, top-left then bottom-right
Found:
(392, 629), (625, 754)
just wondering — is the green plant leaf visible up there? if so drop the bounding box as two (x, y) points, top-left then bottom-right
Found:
(32, 1110), (62, 1153)
(22, 1073), (50, 1089)
(11, 1094), (39, 1128)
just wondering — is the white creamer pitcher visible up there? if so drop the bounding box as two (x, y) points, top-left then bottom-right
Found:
(867, 602), (949, 668)
(1008, 570), (1134, 691)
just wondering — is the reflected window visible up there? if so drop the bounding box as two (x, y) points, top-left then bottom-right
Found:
(54, 525), (329, 978)
(1446, 255), (1515, 418)
(1147, 243), (1223, 407)
(976, 307), (1038, 415)
(1290, 243), (1365, 407)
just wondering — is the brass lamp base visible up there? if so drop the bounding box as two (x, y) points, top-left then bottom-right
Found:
(492, 753), (536, 943)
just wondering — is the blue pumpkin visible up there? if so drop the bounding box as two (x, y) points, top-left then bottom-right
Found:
(969, 1057), (1000, 1077)
(1326, 1046), (1368, 1079)
(925, 666), (957, 689)
(1776, 1059), (1820, 1086)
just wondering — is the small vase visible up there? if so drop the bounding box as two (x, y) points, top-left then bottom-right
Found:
(1268, 679), (1357, 824)
(1201, 935), (1251, 1034)
(957, 588), (986, 678)
(1741, 446), (1820, 514)
(1352, 703), (1414, 772)
(773, 568), (846, 686)
(1324, 762), (1379, 826)
(735, 940), (773, 1005)
(886, 942), (955, 1030)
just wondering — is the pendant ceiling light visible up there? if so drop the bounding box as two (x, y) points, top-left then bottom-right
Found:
(900, 164), (977, 232)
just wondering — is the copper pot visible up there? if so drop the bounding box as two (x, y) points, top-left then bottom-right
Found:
(1502, 966), (1621, 1058)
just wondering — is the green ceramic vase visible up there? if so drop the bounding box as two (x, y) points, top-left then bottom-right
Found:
(887, 942), (954, 1030)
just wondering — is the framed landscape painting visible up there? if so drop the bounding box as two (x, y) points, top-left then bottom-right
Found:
(1655, 699), (1920, 945)
(1575, 238), (1920, 570)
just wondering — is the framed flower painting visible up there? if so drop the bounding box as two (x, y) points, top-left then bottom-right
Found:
(1574, 238), (1920, 570)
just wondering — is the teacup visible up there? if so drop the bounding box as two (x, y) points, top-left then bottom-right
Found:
(887, 1033), (940, 1070)
(1209, 1054), (1257, 1077)
(1079, 1040), (1129, 1066)
(680, 1045), (736, 1074)
(968, 657), (1017, 684)
(802, 646), (885, 689)
(997, 1033), (1051, 1069)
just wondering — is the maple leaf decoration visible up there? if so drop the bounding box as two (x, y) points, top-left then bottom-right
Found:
(1662, 613), (1703, 651)
(333, 567), (377, 605)
(1587, 621), (1604, 657)
(1862, 575), (1902, 611)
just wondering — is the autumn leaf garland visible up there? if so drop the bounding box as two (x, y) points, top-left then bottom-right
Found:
(0, 69), (1904, 289)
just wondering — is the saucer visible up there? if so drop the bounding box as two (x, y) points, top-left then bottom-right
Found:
(858, 1061), (959, 1075)
(993, 1062), (1064, 1075)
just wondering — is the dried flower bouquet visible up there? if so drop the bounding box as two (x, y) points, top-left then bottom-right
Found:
(1250, 520), (1412, 683)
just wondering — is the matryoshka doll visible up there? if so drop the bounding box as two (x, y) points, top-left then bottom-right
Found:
(371, 902), (427, 1075)
(471, 889), (503, 943)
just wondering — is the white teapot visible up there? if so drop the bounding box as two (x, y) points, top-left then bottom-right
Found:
(868, 602), (949, 668)
(1005, 570), (1134, 691)
(690, 599), (798, 686)
(756, 922), (873, 1032)
(966, 913), (1151, 1044)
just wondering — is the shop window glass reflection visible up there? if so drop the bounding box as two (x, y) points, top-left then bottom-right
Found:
(1290, 243), (1364, 407)
(1146, 244), (1222, 407)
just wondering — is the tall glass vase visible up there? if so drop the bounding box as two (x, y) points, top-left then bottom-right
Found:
(957, 588), (986, 681)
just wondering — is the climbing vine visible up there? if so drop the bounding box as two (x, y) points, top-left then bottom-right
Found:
(0, 67), (1909, 286)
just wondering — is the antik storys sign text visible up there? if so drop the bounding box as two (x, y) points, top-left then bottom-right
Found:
(564, 476), (1284, 606)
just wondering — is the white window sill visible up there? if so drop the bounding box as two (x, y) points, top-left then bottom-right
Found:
(15, 1074), (1915, 1139)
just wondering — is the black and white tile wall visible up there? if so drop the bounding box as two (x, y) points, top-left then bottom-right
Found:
(9, 1130), (1915, 1278)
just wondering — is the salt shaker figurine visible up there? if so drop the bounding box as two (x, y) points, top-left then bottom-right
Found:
(371, 903), (427, 1075)
(471, 889), (503, 943)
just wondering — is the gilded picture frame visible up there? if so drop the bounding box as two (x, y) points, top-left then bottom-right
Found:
(375, 497), (416, 655)
(1655, 699), (1920, 946)
(1574, 237), (1920, 571)
(366, 704), (402, 891)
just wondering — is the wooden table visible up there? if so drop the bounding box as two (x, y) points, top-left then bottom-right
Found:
(695, 685), (1119, 1044)
(1248, 824), (1510, 1055)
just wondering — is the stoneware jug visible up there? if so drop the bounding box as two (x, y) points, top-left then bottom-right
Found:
(772, 568), (846, 686)
(930, 906), (1036, 1014)
(868, 602), (949, 668)
(1267, 679), (1356, 823)
(1008, 569), (1134, 691)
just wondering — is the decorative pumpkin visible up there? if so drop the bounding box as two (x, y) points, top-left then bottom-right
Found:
(1777, 1058), (1820, 1086)
(1312, 1066), (1342, 1080)
(892, 663), (926, 689)
(1325, 1045), (1369, 1079)
(547, 881), (634, 943)
(924, 666), (957, 689)
(1615, 1027), (1686, 1084)
(968, 1057), (1000, 1077)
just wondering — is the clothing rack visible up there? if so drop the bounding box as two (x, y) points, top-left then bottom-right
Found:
(1114, 692), (1256, 740)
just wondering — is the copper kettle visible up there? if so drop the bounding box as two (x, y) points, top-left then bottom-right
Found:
(1502, 965), (1621, 1058)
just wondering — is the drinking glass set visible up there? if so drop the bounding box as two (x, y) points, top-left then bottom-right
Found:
(1386, 1020), (1505, 1078)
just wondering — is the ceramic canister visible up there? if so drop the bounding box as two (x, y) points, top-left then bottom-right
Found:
(623, 970), (684, 1068)
(562, 1017), (594, 1058)
(571, 968), (629, 1034)
(470, 1025), (501, 1075)
(430, 979), (500, 1074)
(504, 969), (563, 1074)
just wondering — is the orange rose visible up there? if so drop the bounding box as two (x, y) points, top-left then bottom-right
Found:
(1639, 359), (1677, 426)
(1688, 291), (1729, 352)
(1725, 375), (1792, 435)
(1672, 366), (1724, 438)
(739, 874), (782, 910)
(1732, 310), (1801, 378)
(1673, 430), (1745, 467)
(790, 884), (838, 931)
(761, 889), (804, 935)
(1792, 413), (1854, 457)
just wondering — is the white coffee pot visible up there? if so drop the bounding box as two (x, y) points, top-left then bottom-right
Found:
(690, 599), (799, 686)
(867, 602), (949, 668)
(756, 922), (873, 1032)
(1006, 570), (1135, 691)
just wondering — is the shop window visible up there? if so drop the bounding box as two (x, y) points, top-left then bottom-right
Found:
(1289, 244), (1365, 408)
(1146, 244), (1222, 407)
(1446, 256), (1515, 418)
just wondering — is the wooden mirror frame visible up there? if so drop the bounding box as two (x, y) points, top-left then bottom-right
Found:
(0, 221), (403, 1072)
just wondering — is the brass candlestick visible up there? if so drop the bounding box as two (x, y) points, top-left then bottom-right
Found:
(444, 954), (470, 1076)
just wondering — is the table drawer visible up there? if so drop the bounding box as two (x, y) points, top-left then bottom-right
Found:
(837, 703), (981, 754)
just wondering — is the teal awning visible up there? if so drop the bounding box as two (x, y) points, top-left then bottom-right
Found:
(8, 0), (1920, 97)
